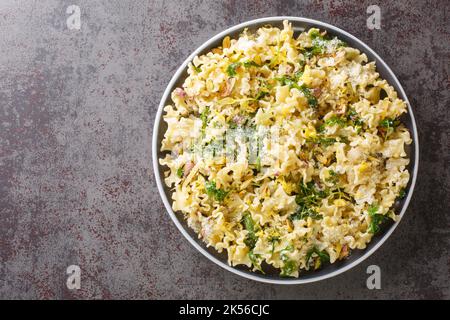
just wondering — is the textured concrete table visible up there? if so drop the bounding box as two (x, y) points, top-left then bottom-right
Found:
(0, 0), (449, 299)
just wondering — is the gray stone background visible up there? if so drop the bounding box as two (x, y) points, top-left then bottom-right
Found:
(0, 0), (448, 299)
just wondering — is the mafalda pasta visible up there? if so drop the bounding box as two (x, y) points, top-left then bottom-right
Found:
(159, 20), (411, 277)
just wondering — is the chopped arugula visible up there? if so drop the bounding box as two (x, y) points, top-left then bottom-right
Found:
(280, 244), (294, 255)
(316, 123), (326, 133)
(291, 181), (354, 222)
(255, 90), (269, 100)
(275, 70), (303, 86)
(275, 75), (296, 87)
(242, 212), (258, 249)
(248, 250), (264, 273)
(280, 245), (297, 277)
(368, 204), (379, 216)
(303, 30), (327, 58)
(297, 181), (328, 203)
(316, 109), (364, 134)
(309, 29), (321, 39)
(275, 76), (317, 107)
(205, 180), (228, 202)
(328, 187), (354, 203)
(378, 117), (399, 138)
(303, 30), (346, 59)
(367, 203), (389, 234)
(379, 118), (398, 128)
(346, 108), (364, 133)
(325, 169), (339, 184)
(299, 84), (318, 107)
(226, 62), (241, 77)
(325, 115), (346, 127)
(243, 60), (260, 68)
(297, 59), (306, 71)
(306, 246), (330, 267)
(353, 119), (363, 133)
(192, 64), (202, 73)
(280, 259), (297, 277)
(321, 111), (363, 133)
(268, 234), (280, 254)
(291, 181), (327, 221)
(200, 106), (210, 135)
(290, 207), (322, 221)
(347, 108), (358, 119)
(303, 46), (322, 59)
(176, 167), (184, 178)
(294, 70), (304, 79)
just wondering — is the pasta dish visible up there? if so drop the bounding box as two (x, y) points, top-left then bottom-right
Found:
(159, 20), (411, 277)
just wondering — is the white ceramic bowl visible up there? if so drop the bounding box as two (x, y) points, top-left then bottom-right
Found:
(152, 16), (419, 284)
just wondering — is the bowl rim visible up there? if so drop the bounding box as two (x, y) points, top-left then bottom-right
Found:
(152, 16), (419, 284)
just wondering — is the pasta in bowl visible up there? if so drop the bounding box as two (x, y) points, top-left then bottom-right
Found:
(154, 17), (418, 283)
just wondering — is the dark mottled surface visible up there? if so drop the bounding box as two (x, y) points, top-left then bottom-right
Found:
(0, 0), (448, 299)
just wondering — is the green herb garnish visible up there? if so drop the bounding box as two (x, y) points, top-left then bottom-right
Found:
(248, 250), (264, 273)
(255, 90), (269, 100)
(176, 167), (184, 178)
(346, 108), (363, 133)
(275, 76), (317, 107)
(328, 187), (354, 202)
(306, 246), (330, 267)
(205, 180), (228, 202)
(299, 84), (318, 107)
(275, 75), (295, 87)
(280, 244), (294, 254)
(280, 245), (297, 277)
(294, 69), (304, 79)
(226, 62), (241, 77)
(290, 207), (322, 221)
(325, 169), (339, 184)
(378, 117), (399, 139)
(296, 181), (328, 203)
(200, 106), (210, 135)
(303, 30), (347, 58)
(268, 234), (280, 254)
(291, 181), (327, 221)
(193, 65), (202, 73)
(243, 60), (260, 68)
(280, 260), (297, 277)
(347, 108), (358, 119)
(242, 212), (258, 249)
(275, 72), (302, 86)
(367, 203), (389, 234)
(379, 118), (397, 128)
(325, 115), (346, 127)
